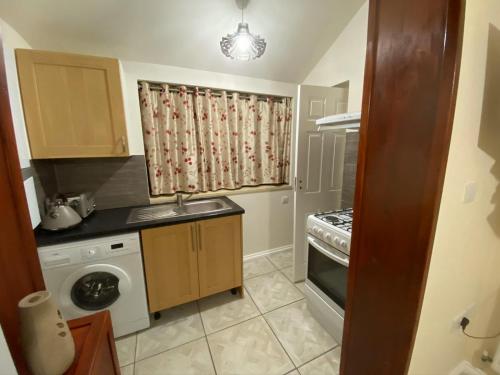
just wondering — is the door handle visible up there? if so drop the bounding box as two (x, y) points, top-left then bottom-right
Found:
(190, 224), (196, 252)
(197, 223), (202, 252)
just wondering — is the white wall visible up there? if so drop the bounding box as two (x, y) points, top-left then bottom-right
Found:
(121, 60), (297, 255)
(302, 1), (368, 112)
(0, 325), (16, 375)
(409, 0), (500, 373)
(1, 18), (31, 168)
(231, 190), (294, 257)
(1, 18), (40, 228)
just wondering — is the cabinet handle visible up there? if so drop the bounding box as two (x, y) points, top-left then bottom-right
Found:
(197, 223), (202, 252)
(190, 224), (196, 252)
(120, 136), (126, 153)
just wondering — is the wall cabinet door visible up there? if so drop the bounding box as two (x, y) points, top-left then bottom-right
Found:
(197, 215), (242, 298)
(141, 223), (199, 312)
(15, 49), (129, 158)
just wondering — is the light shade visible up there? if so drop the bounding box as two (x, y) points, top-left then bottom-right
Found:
(220, 23), (266, 61)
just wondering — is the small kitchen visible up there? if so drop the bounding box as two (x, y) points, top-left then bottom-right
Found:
(0, 1), (368, 374)
(2, 0), (496, 374)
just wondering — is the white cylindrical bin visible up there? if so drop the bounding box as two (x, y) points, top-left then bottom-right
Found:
(491, 341), (500, 374)
(18, 291), (75, 375)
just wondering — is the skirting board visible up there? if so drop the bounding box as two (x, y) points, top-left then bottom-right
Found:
(243, 244), (292, 261)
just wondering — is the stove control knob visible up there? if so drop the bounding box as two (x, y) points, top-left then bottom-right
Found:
(313, 226), (319, 234)
(317, 229), (324, 236)
(334, 237), (341, 246)
(324, 233), (332, 243)
(340, 240), (348, 249)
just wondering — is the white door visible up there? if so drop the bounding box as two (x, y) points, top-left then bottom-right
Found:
(293, 85), (347, 281)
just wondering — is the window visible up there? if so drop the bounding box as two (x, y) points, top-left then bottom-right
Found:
(139, 82), (293, 196)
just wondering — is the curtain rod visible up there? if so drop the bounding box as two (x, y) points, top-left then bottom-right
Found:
(139, 81), (290, 102)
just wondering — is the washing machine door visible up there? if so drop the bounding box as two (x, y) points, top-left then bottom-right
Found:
(59, 264), (132, 315)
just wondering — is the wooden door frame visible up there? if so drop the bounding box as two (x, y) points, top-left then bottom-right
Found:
(0, 30), (45, 374)
(340, 0), (465, 373)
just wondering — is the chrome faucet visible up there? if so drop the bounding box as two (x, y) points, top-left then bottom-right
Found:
(176, 193), (184, 208)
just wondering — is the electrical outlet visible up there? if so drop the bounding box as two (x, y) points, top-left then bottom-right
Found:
(451, 303), (476, 332)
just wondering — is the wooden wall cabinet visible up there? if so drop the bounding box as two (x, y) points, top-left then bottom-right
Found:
(15, 49), (129, 159)
(141, 215), (243, 312)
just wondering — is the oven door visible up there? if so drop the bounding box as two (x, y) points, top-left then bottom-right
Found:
(306, 235), (349, 317)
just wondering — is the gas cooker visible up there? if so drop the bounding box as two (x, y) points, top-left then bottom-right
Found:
(306, 208), (353, 254)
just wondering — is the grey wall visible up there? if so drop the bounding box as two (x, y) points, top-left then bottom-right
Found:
(32, 155), (150, 214)
(341, 131), (359, 208)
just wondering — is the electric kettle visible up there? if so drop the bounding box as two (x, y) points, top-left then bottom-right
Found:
(41, 196), (82, 231)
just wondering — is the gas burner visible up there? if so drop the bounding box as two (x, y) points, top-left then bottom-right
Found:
(314, 209), (353, 232)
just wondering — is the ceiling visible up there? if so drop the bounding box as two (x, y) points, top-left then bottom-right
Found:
(0, 0), (364, 83)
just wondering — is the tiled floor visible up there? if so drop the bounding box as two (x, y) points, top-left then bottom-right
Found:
(116, 249), (340, 374)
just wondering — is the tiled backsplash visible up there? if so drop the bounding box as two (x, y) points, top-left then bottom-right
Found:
(341, 131), (359, 208)
(32, 156), (150, 214)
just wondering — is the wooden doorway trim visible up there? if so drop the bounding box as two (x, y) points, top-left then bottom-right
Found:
(0, 31), (45, 373)
(340, 0), (465, 374)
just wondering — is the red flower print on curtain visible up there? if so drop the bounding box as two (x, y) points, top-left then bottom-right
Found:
(139, 81), (292, 195)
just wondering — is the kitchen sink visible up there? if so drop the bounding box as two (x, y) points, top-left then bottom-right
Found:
(174, 199), (230, 215)
(126, 198), (231, 224)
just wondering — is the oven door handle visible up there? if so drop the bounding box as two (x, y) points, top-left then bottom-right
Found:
(308, 236), (349, 267)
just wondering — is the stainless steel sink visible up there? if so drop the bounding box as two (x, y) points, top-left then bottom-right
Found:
(174, 199), (230, 215)
(127, 198), (231, 224)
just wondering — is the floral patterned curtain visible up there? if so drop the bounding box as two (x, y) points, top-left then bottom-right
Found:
(139, 82), (292, 195)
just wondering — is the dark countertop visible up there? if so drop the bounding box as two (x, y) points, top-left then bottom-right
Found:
(35, 196), (244, 247)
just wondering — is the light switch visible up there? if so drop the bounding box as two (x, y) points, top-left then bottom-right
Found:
(281, 196), (289, 204)
(462, 181), (477, 203)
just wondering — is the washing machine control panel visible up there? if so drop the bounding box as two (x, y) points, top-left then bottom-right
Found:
(38, 233), (141, 269)
(80, 246), (101, 260)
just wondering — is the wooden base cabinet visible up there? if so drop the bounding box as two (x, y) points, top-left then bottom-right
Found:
(141, 215), (242, 313)
(141, 222), (200, 312)
(197, 216), (242, 298)
(65, 311), (120, 375)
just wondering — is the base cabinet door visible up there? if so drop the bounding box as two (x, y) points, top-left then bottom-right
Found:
(141, 223), (199, 312)
(197, 215), (242, 298)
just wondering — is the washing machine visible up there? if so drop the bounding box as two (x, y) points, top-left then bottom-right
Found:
(38, 232), (150, 337)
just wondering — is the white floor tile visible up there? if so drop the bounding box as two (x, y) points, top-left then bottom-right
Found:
(267, 249), (293, 269)
(136, 302), (205, 361)
(243, 256), (276, 279)
(265, 300), (337, 367)
(245, 271), (303, 313)
(199, 290), (260, 334)
(281, 266), (295, 282)
(135, 338), (215, 375)
(207, 316), (294, 375)
(120, 364), (134, 375)
(295, 282), (306, 294)
(298, 347), (341, 375)
(115, 333), (136, 367)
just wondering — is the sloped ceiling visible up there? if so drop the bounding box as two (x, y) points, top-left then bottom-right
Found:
(0, 0), (364, 83)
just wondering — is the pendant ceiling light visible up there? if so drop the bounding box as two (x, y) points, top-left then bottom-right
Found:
(220, 5), (266, 61)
